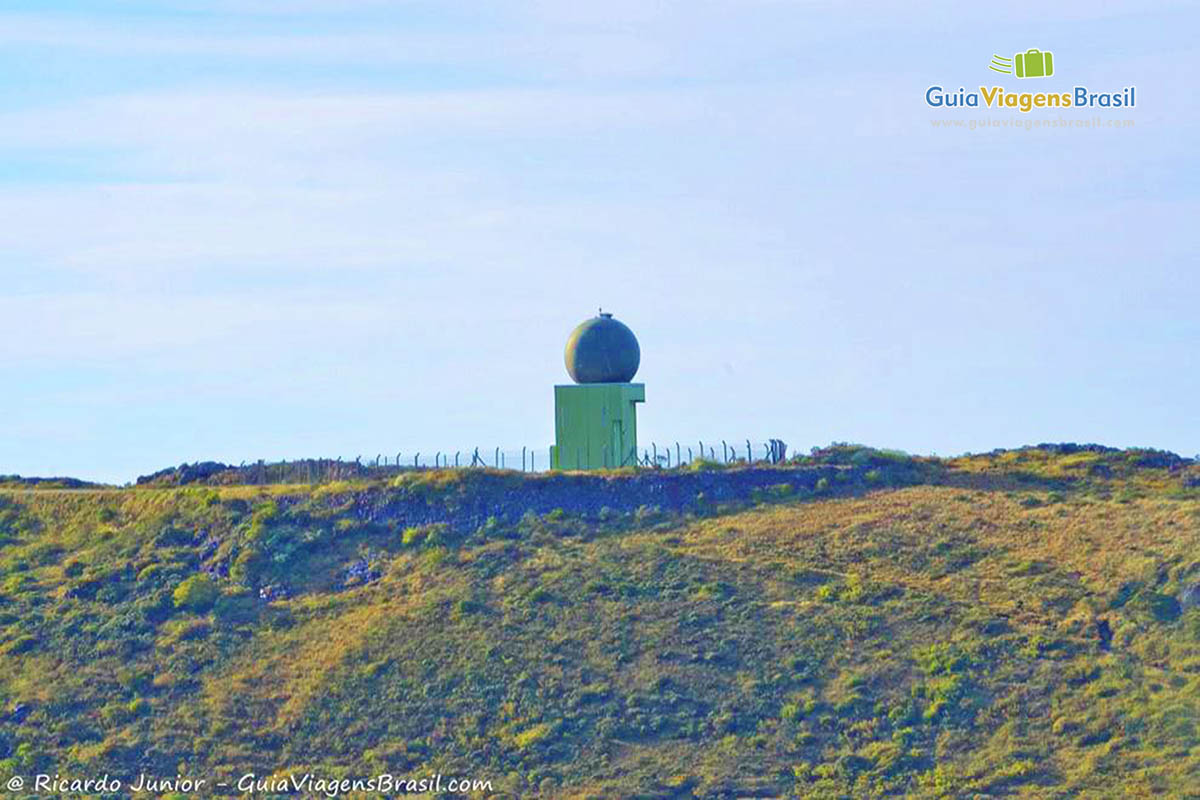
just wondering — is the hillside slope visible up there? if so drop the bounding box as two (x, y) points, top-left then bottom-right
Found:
(0, 447), (1198, 798)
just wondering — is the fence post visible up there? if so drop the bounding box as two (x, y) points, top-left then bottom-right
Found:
(522, 446), (527, 472)
(699, 441), (704, 462)
(687, 446), (693, 463)
(676, 442), (681, 466)
(414, 452), (420, 468)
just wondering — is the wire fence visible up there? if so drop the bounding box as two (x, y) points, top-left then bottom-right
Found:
(335, 439), (787, 472)
(209, 439), (791, 484)
(635, 438), (789, 469)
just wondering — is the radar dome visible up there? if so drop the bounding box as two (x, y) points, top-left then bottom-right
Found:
(564, 312), (640, 384)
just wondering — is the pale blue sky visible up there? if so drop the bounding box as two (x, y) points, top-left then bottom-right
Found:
(0, 1), (1195, 483)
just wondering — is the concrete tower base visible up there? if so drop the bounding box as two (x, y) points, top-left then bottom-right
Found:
(551, 383), (645, 470)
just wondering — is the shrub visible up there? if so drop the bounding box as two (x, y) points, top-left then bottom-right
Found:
(2, 575), (32, 595)
(402, 523), (450, 548)
(916, 642), (974, 676)
(229, 549), (265, 586)
(634, 505), (662, 524)
(526, 586), (553, 605)
(246, 501), (279, 542)
(153, 526), (192, 547)
(165, 617), (213, 642)
(514, 722), (554, 749)
(27, 543), (64, 566)
(100, 703), (131, 726)
(116, 668), (153, 693)
(844, 572), (873, 603)
(423, 523), (450, 548)
(452, 598), (483, 619)
(1129, 590), (1182, 622)
(173, 574), (218, 612)
(214, 591), (258, 625)
(3, 636), (37, 656)
(753, 484), (795, 503)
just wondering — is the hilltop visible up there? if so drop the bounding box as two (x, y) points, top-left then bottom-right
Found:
(0, 445), (1198, 798)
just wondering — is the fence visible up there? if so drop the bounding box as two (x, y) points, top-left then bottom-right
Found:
(211, 439), (791, 485)
(634, 438), (789, 469)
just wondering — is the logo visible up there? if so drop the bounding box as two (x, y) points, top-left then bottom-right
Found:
(989, 49), (1055, 78)
(925, 47), (1135, 114)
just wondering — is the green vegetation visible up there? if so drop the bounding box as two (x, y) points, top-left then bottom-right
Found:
(0, 447), (1196, 797)
(172, 574), (218, 612)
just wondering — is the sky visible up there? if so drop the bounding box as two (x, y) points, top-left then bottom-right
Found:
(0, 1), (1195, 483)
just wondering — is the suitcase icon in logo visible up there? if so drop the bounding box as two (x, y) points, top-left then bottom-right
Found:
(1014, 49), (1054, 78)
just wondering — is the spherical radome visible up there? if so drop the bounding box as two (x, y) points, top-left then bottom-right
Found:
(564, 313), (640, 383)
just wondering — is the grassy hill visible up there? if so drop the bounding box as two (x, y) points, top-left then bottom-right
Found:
(0, 446), (1198, 798)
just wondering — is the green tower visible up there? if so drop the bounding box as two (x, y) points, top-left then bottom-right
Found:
(551, 312), (644, 470)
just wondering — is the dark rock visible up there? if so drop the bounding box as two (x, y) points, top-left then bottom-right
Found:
(344, 557), (381, 587)
(199, 536), (221, 560)
(1129, 449), (1187, 469)
(136, 461), (232, 486)
(1095, 618), (1112, 651)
